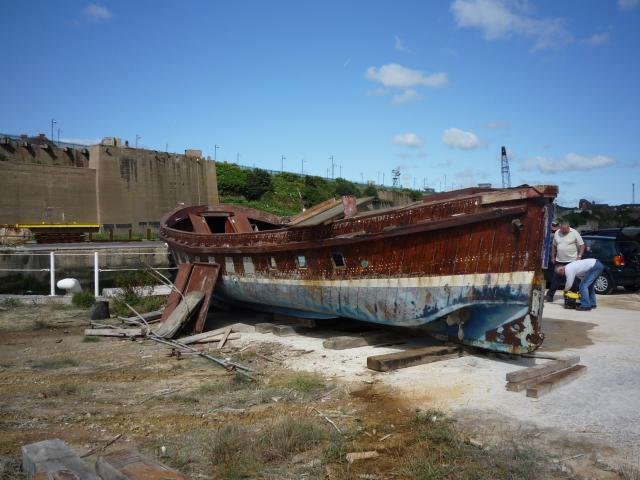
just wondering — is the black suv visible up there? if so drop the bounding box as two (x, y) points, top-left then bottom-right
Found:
(582, 234), (640, 294)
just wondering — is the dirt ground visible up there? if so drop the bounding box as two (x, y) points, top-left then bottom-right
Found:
(0, 299), (637, 479)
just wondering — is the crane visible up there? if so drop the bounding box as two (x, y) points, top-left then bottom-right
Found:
(501, 146), (511, 189)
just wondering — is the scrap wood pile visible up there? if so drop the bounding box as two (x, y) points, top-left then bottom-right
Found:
(84, 262), (256, 380)
(505, 354), (586, 398)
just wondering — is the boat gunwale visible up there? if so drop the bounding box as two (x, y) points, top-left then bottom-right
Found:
(160, 205), (528, 254)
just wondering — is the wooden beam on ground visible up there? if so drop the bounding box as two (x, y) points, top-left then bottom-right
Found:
(526, 364), (587, 398)
(273, 313), (317, 328)
(255, 322), (275, 333)
(367, 345), (461, 372)
(22, 439), (101, 480)
(506, 355), (580, 383)
(178, 333), (241, 345)
(217, 326), (233, 349)
(323, 332), (399, 350)
(84, 328), (145, 338)
(95, 448), (186, 479)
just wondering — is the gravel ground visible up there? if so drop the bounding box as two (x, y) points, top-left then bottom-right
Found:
(234, 291), (640, 469)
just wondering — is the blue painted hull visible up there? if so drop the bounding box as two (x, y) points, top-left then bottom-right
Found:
(213, 272), (544, 353)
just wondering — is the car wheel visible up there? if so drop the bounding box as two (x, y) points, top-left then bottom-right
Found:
(624, 285), (640, 292)
(594, 271), (615, 295)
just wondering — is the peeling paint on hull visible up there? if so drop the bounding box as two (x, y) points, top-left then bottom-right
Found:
(213, 272), (544, 353)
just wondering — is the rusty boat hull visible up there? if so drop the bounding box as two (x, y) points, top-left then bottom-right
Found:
(160, 185), (557, 353)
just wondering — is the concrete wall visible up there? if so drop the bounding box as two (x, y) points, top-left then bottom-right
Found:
(90, 145), (218, 230)
(376, 189), (416, 206)
(0, 162), (97, 224)
(0, 135), (90, 168)
(0, 135), (219, 232)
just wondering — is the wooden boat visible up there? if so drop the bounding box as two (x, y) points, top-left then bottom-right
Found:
(160, 185), (558, 353)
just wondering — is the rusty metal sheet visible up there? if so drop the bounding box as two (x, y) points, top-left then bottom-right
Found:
(160, 262), (192, 322)
(185, 263), (220, 333)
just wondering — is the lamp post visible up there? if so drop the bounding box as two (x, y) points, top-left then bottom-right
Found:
(135, 134), (141, 148)
(51, 119), (56, 143)
(281, 154), (286, 172)
(57, 128), (61, 144)
(214, 144), (220, 161)
(329, 155), (335, 179)
(301, 158), (306, 175)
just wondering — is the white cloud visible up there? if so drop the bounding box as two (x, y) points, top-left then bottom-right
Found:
(394, 36), (409, 52)
(487, 120), (509, 129)
(392, 89), (423, 104)
(520, 153), (615, 173)
(392, 132), (424, 148)
(442, 128), (482, 150)
(450, 0), (572, 51)
(83, 3), (113, 21)
(366, 64), (448, 89)
(619, 0), (640, 10)
(582, 32), (609, 46)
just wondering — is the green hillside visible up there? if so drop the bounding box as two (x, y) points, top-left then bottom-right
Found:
(215, 163), (422, 217)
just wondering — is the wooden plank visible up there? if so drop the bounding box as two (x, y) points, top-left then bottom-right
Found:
(272, 325), (297, 337)
(152, 291), (204, 338)
(217, 326), (233, 349)
(84, 328), (144, 338)
(367, 345), (460, 372)
(185, 263), (220, 333)
(506, 355), (580, 383)
(95, 448), (186, 480)
(323, 332), (398, 350)
(177, 326), (230, 344)
(273, 314), (317, 328)
(526, 365), (587, 398)
(22, 439), (100, 480)
(161, 263), (193, 321)
(178, 333), (241, 345)
(119, 310), (163, 323)
(255, 322), (275, 333)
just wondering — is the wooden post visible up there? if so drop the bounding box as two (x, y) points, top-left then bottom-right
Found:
(109, 229), (113, 241)
(147, 227), (151, 240)
(128, 228), (132, 240)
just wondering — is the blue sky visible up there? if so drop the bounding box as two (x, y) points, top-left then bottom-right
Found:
(1, 0), (639, 206)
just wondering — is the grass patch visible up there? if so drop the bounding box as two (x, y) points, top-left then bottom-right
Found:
(0, 298), (22, 308)
(82, 336), (101, 343)
(33, 319), (49, 330)
(257, 415), (328, 462)
(620, 461), (640, 480)
(32, 357), (79, 370)
(401, 411), (548, 480)
(286, 372), (325, 395)
(48, 382), (83, 397)
(72, 291), (95, 308)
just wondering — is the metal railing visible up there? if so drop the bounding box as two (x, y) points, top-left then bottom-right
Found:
(0, 251), (175, 297)
(0, 133), (93, 151)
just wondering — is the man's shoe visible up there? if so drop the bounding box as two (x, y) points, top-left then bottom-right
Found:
(544, 294), (554, 302)
(576, 306), (591, 311)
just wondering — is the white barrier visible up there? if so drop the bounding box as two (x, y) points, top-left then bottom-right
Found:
(0, 251), (176, 296)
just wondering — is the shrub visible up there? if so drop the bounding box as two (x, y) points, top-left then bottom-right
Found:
(245, 168), (274, 200)
(72, 291), (95, 308)
(0, 298), (22, 308)
(287, 372), (325, 394)
(334, 177), (359, 197)
(257, 416), (328, 462)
